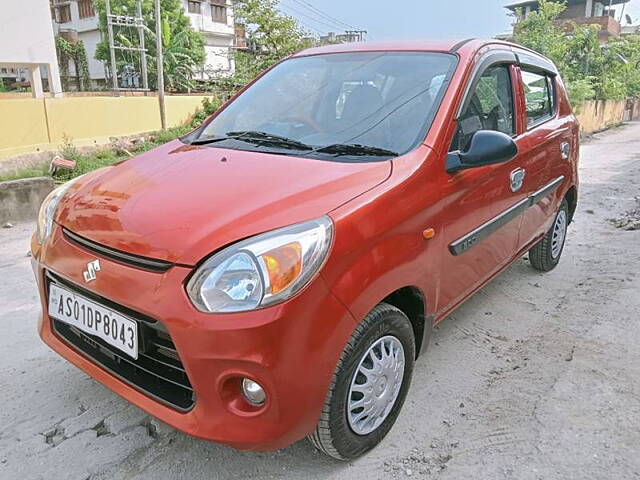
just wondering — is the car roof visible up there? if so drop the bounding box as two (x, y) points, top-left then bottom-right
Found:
(291, 38), (557, 74)
(292, 38), (518, 57)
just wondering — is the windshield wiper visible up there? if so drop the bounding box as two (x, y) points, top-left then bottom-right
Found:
(189, 136), (233, 146)
(224, 131), (313, 150)
(191, 134), (398, 159)
(312, 143), (399, 158)
(190, 131), (312, 151)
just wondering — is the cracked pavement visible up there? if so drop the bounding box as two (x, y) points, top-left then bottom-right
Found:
(1, 123), (640, 479)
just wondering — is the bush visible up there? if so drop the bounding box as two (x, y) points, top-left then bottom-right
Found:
(599, 77), (627, 101)
(566, 78), (596, 110)
(190, 96), (223, 128)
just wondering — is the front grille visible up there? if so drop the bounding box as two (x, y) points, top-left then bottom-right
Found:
(62, 228), (174, 273)
(46, 272), (195, 411)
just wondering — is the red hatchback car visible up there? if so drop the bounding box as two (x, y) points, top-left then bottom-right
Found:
(32, 39), (579, 459)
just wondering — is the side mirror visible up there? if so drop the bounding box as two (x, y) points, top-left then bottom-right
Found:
(446, 130), (518, 173)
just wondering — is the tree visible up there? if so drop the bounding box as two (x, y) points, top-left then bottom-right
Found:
(56, 37), (91, 91)
(94, 0), (205, 91)
(513, 0), (640, 105)
(231, 0), (313, 84)
(603, 35), (640, 99)
(513, 0), (568, 67)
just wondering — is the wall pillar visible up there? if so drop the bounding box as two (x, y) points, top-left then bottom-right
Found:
(585, 0), (594, 17)
(29, 65), (44, 98)
(47, 62), (63, 98)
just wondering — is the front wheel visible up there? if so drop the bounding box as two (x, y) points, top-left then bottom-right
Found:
(529, 199), (569, 272)
(308, 303), (415, 460)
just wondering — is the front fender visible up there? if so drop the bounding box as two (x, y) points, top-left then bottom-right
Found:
(323, 149), (444, 348)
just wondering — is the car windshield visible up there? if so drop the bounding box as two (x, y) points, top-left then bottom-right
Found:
(194, 52), (458, 161)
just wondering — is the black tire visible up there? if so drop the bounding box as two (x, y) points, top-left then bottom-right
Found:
(529, 199), (569, 272)
(308, 303), (415, 460)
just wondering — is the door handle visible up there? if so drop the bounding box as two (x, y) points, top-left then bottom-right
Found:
(510, 168), (526, 192)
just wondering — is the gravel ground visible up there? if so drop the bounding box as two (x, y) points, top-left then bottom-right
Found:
(1, 122), (639, 480)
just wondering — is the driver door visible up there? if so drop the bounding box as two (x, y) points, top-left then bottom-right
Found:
(436, 63), (527, 313)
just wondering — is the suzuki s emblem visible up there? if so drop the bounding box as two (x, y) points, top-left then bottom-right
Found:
(83, 259), (101, 282)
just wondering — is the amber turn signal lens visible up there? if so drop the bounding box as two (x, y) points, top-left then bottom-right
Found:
(261, 242), (303, 294)
(422, 228), (436, 240)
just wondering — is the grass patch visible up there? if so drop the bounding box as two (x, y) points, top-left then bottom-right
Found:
(53, 125), (191, 182)
(53, 149), (130, 182)
(0, 165), (51, 182)
(0, 125), (191, 184)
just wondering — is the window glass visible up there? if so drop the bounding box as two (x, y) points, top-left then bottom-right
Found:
(188, 0), (201, 14)
(56, 5), (71, 23)
(211, 1), (227, 22)
(522, 70), (554, 127)
(451, 65), (514, 151)
(197, 52), (458, 161)
(78, 0), (95, 19)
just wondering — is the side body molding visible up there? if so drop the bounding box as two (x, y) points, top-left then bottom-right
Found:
(449, 176), (565, 256)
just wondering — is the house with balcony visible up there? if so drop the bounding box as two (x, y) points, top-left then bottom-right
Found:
(51, 0), (104, 87)
(183, 0), (236, 78)
(503, 0), (632, 42)
(49, 0), (237, 89)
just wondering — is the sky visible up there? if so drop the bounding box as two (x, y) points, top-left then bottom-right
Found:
(278, 0), (640, 41)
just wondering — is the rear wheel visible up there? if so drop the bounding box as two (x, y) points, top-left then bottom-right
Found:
(529, 199), (569, 272)
(308, 303), (415, 460)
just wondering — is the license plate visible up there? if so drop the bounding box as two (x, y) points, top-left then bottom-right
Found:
(48, 283), (138, 360)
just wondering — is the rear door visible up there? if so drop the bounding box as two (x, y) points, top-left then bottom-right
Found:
(436, 59), (528, 313)
(515, 67), (570, 248)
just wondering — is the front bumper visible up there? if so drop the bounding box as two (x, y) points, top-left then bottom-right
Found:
(32, 225), (355, 450)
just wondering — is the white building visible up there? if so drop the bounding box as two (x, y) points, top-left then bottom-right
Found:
(183, 0), (236, 78)
(0, 66), (29, 88)
(0, 0), (62, 97)
(50, 0), (235, 89)
(51, 0), (105, 86)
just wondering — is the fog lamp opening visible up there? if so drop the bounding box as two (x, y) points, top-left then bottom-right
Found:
(241, 378), (266, 407)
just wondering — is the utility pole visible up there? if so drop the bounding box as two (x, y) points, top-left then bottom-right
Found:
(136, 0), (149, 92)
(105, 0), (119, 93)
(106, 0), (148, 93)
(618, 0), (628, 24)
(154, 0), (167, 130)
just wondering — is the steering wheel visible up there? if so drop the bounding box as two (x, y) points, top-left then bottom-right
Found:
(281, 114), (323, 133)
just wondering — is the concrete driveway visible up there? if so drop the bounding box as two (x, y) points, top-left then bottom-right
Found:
(1, 123), (639, 480)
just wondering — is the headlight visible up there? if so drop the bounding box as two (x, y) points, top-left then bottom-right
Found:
(186, 216), (333, 313)
(36, 175), (84, 243)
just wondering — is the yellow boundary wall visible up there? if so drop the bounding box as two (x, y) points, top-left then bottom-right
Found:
(574, 99), (630, 135)
(0, 95), (208, 161)
(1, 94), (637, 162)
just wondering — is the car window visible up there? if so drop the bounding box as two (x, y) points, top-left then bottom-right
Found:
(522, 70), (554, 127)
(451, 65), (514, 152)
(197, 52), (458, 161)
